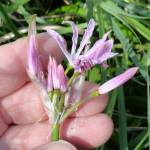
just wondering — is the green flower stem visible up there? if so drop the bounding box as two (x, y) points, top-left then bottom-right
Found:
(51, 124), (60, 141)
(60, 90), (99, 122)
(51, 90), (60, 141)
(67, 72), (80, 87)
(65, 65), (73, 75)
(58, 94), (65, 112)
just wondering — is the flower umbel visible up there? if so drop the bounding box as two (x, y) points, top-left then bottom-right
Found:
(48, 56), (67, 92)
(27, 16), (138, 143)
(45, 19), (118, 72)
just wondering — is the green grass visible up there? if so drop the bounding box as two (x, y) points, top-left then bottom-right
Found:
(0, 0), (149, 149)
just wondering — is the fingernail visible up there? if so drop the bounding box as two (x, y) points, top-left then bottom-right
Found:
(33, 140), (77, 150)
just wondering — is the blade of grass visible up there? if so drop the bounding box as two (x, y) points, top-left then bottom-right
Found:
(134, 131), (148, 150)
(86, 0), (94, 20)
(106, 90), (118, 117)
(124, 16), (150, 41)
(94, 0), (104, 38)
(0, 2), (20, 38)
(118, 85), (128, 150)
(112, 18), (148, 83)
(100, 1), (141, 43)
(99, 90), (118, 150)
(94, 0), (107, 84)
(100, 1), (150, 20)
(129, 130), (147, 149)
(147, 57), (150, 149)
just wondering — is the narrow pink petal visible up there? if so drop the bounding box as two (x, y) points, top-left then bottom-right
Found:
(52, 58), (60, 89)
(76, 19), (95, 57)
(37, 55), (46, 89)
(71, 75), (85, 102)
(103, 39), (114, 53)
(102, 31), (111, 41)
(99, 67), (138, 94)
(27, 16), (38, 78)
(84, 37), (113, 61)
(84, 39), (106, 59)
(27, 16), (47, 91)
(45, 28), (73, 65)
(96, 52), (118, 64)
(57, 64), (67, 92)
(64, 21), (78, 56)
(64, 75), (85, 107)
(27, 35), (38, 77)
(27, 16), (45, 85)
(47, 56), (53, 91)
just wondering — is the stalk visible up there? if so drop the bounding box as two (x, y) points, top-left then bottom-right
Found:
(51, 124), (60, 141)
(50, 90), (60, 141)
(67, 72), (80, 87)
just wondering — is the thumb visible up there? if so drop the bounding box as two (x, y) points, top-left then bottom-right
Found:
(32, 140), (77, 150)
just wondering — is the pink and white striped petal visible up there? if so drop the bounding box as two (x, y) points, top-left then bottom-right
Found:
(98, 67), (138, 94)
(47, 56), (53, 91)
(57, 64), (67, 92)
(45, 28), (73, 65)
(52, 58), (60, 89)
(27, 15), (45, 87)
(76, 19), (95, 57)
(63, 21), (78, 56)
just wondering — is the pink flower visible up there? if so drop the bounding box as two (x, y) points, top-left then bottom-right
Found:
(48, 56), (67, 92)
(98, 67), (138, 94)
(27, 16), (67, 93)
(45, 19), (118, 72)
(27, 16), (46, 88)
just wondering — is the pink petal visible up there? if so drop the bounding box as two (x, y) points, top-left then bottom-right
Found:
(84, 38), (105, 59)
(57, 64), (67, 92)
(97, 52), (118, 64)
(85, 37), (113, 61)
(64, 21), (78, 56)
(52, 58), (60, 89)
(64, 75), (85, 107)
(45, 28), (73, 65)
(47, 56), (53, 91)
(102, 31), (111, 41)
(27, 16), (45, 85)
(27, 16), (38, 78)
(99, 67), (138, 94)
(76, 19), (95, 57)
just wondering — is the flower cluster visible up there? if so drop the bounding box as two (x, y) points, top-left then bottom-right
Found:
(27, 16), (138, 142)
(45, 19), (118, 72)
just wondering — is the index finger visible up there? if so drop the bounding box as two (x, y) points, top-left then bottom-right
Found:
(0, 33), (63, 98)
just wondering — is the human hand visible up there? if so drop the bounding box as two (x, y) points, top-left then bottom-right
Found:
(0, 33), (113, 150)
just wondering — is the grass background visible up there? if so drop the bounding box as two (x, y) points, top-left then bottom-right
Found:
(0, 0), (149, 149)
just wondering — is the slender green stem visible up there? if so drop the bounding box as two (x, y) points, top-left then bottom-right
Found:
(51, 124), (60, 141)
(67, 72), (80, 87)
(60, 91), (99, 122)
(50, 90), (60, 141)
(65, 65), (73, 75)
(58, 94), (65, 112)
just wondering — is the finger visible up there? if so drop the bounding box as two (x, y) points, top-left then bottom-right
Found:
(0, 114), (113, 150)
(0, 33), (63, 98)
(33, 140), (77, 150)
(0, 117), (8, 136)
(0, 82), (108, 125)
